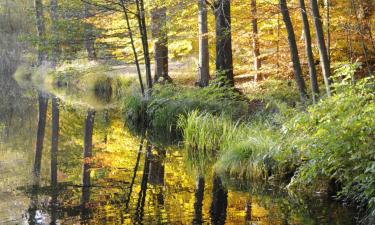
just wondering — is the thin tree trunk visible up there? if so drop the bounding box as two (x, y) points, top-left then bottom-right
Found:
(279, 0), (308, 101)
(299, 0), (319, 103)
(83, 1), (97, 60)
(119, 0), (145, 96)
(151, 7), (171, 83)
(351, 0), (372, 75)
(50, 0), (60, 66)
(214, 0), (234, 86)
(34, 0), (47, 65)
(310, 0), (331, 96)
(324, 0), (331, 61)
(251, 0), (261, 82)
(198, 0), (210, 87)
(135, 0), (153, 92)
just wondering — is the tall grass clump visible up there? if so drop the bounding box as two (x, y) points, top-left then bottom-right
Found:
(178, 111), (238, 156)
(122, 82), (249, 141)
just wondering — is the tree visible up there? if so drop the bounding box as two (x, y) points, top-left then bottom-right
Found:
(310, 0), (331, 96)
(119, 0), (145, 96)
(50, 0), (60, 66)
(279, 0), (308, 101)
(197, 0), (210, 87)
(34, 0), (47, 65)
(83, 0), (97, 60)
(214, 0), (234, 85)
(251, 0), (261, 82)
(151, 6), (171, 83)
(136, 0), (153, 91)
(299, 0), (319, 103)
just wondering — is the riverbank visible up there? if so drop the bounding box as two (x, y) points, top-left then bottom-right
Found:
(122, 71), (375, 223)
(12, 60), (375, 223)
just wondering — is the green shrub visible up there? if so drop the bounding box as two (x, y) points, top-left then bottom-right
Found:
(287, 75), (375, 221)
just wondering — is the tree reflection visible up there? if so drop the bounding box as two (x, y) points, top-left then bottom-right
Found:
(81, 109), (95, 223)
(50, 96), (60, 225)
(134, 141), (152, 224)
(210, 175), (228, 225)
(193, 176), (205, 225)
(28, 92), (48, 224)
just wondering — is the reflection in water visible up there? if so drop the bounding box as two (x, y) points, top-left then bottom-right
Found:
(50, 96), (60, 225)
(125, 138), (144, 210)
(134, 141), (152, 224)
(210, 175), (228, 225)
(33, 93), (49, 183)
(28, 92), (49, 225)
(0, 80), (359, 224)
(81, 109), (96, 223)
(193, 176), (205, 225)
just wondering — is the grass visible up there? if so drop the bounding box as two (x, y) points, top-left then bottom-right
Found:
(122, 82), (250, 142)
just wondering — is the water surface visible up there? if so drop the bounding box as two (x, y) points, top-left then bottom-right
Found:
(0, 72), (358, 225)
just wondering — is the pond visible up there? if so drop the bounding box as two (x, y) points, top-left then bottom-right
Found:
(0, 69), (359, 225)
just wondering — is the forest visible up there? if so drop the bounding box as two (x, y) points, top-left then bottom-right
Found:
(0, 0), (374, 224)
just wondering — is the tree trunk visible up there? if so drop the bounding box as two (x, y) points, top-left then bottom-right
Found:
(50, 0), (60, 66)
(251, 0), (261, 81)
(214, 0), (234, 86)
(197, 0), (210, 87)
(151, 7), (171, 83)
(83, 1), (96, 60)
(310, 0), (331, 96)
(324, 0), (331, 61)
(34, 0), (47, 65)
(120, 0), (145, 96)
(299, 0), (319, 103)
(279, 0), (308, 101)
(351, 0), (372, 75)
(136, 0), (153, 92)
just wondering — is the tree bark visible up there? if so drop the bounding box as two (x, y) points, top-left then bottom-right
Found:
(310, 0), (331, 96)
(119, 0), (145, 96)
(197, 0), (210, 87)
(50, 0), (60, 66)
(136, 0), (153, 92)
(324, 0), (331, 61)
(83, 1), (97, 60)
(214, 0), (234, 86)
(279, 0), (308, 101)
(251, 0), (261, 82)
(151, 7), (171, 83)
(34, 0), (47, 65)
(299, 0), (319, 103)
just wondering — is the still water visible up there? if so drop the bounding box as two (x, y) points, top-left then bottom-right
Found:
(0, 72), (359, 225)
